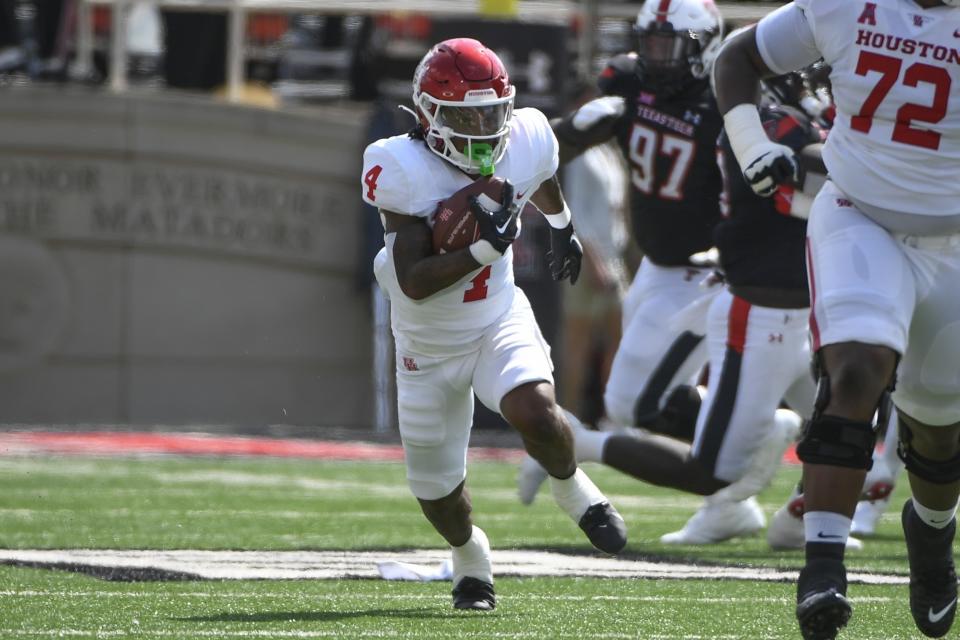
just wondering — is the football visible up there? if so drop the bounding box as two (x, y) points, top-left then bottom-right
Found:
(431, 176), (508, 254)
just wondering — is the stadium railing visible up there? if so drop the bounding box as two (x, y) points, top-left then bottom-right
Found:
(73, 0), (782, 103)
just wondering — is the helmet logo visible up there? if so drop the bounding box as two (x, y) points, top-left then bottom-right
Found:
(464, 89), (498, 101)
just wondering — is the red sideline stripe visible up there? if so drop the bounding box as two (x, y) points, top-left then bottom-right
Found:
(0, 431), (523, 463)
(726, 296), (752, 354)
(656, 0), (671, 20)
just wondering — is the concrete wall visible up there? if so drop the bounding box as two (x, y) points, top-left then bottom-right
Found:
(0, 87), (373, 428)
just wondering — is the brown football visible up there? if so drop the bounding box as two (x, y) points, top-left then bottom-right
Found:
(431, 176), (508, 255)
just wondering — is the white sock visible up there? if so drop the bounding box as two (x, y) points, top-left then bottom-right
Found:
(451, 526), (492, 585)
(550, 468), (607, 521)
(912, 499), (958, 530)
(562, 410), (612, 463)
(804, 511), (851, 545)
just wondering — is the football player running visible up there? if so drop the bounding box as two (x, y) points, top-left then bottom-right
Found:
(654, 69), (831, 546)
(520, 0), (777, 544)
(360, 38), (627, 612)
(716, 2), (960, 638)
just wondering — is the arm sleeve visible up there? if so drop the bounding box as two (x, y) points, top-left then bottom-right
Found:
(755, 3), (822, 75)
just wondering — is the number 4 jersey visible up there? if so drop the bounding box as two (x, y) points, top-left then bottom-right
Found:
(361, 107), (559, 357)
(757, 0), (960, 219)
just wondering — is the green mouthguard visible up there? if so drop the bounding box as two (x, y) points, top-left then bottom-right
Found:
(470, 143), (495, 176)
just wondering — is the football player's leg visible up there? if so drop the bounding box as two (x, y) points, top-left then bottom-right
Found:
(664, 296), (807, 545)
(603, 260), (708, 431)
(475, 292), (626, 554)
(796, 182), (915, 638)
(897, 413), (960, 637)
(892, 266), (960, 637)
(690, 295), (808, 495)
(396, 351), (494, 610)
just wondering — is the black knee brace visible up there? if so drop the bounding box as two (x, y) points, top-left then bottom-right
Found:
(796, 415), (876, 470)
(797, 351), (898, 469)
(897, 419), (960, 485)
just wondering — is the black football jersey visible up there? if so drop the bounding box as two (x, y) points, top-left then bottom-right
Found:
(716, 104), (824, 294)
(600, 54), (725, 267)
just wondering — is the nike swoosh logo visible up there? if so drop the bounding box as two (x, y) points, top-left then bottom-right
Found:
(495, 220), (512, 234)
(929, 598), (957, 623)
(816, 532), (844, 540)
(515, 191), (526, 200)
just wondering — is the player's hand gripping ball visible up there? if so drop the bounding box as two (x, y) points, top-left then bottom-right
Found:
(432, 177), (517, 254)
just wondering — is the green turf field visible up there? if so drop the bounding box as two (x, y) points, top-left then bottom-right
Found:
(0, 453), (924, 639)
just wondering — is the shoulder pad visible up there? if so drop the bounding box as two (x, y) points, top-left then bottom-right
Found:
(598, 53), (641, 97)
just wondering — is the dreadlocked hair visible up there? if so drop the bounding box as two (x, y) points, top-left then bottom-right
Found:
(407, 122), (426, 140)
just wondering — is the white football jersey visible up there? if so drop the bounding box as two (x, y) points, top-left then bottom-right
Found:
(361, 108), (559, 356)
(758, 0), (960, 217)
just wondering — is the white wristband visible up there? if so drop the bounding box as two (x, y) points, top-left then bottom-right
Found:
(723, 104), (771, 170)
(469, 239), (502, 265)
(543, 205), (572, 229)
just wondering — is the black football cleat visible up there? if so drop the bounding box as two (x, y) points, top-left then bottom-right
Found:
(578, 502), (628, 555)
(903, 500), (958, 638)
(796, 558), (852, 640)
(452, 576), (496, 611)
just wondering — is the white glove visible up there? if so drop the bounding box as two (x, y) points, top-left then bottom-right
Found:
(799, 94), (827, 119)
(741, 141), (801, 197)
(724, 104), (801, 198)
(572, 96), (626, 131)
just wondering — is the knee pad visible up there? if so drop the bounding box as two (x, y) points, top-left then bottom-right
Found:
(897, 420), (960, 485)
(796, 415), (876, 470)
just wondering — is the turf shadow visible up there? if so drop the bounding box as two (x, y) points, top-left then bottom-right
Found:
(2, 560), (201, 582)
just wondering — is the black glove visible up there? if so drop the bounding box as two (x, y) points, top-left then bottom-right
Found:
(468, 180), (521, 255)
(547, 223), (583, 284)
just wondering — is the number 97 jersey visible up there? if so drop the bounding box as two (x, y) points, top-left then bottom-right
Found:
(759, 0), (960, 218)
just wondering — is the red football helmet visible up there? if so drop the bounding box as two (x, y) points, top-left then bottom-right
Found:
(411, 38), (515, 175)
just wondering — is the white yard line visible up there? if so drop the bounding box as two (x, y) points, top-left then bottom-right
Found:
(0, 549), (909, 584)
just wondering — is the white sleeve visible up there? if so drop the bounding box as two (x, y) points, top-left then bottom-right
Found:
(755, 3), (821, 75)
(361, 143), (427, 217)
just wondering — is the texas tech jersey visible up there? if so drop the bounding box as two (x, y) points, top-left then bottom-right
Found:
(599, 53), (725, 266)
(757, 0), (960, 218)
(717, 105), (824, 294)
(361, 108), (559, 356)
